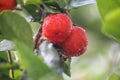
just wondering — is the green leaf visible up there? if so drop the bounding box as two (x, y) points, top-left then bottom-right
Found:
(0, 51), (11, 80)
(0, 11), (52, 80)
(0, 11), (34, 49)
(69, 0), (95, 9)
(42, 0), (59, 9)
(62, 58), (71, 77)
(37, 40), (64, 80)
(0, 51), (8, 63)
(96, 0), (120, 42)
(24, 0), (42, 5)
(55, 0), (66, 9)
(0, 73), (12, 80)
(39, 41), (63, 75)
(40, 72), (63, 80)
(0, 31), (5, 40)
(42, 0), (55, 4)
(54, 0), (72, 9)
(17, 0), (24, 5)
(29, 22), (40, 35)
(14, 41), (51, 80)
(23, 4), (42, 21)
(108, 73), (120, 80)
(65, 0), (72, 9)
(0, 63), (19, 70)
(43, 0), (72, 10)
(14, 69), (22, 80)
(96, 0), (120, 19)
(102, 9), (120, 42)
(43, 4), (60, 13)
(43, 0), (66, 9)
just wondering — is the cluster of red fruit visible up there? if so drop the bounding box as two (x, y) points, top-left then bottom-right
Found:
(42, 13), (88, 57)
(0, 0), (88, 57)
(0, 0), (17, 12)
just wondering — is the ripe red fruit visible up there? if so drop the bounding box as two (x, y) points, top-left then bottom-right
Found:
(42, 13), (72, 43)
(0, 0), (17, 12)
(61, 26), (88, 57)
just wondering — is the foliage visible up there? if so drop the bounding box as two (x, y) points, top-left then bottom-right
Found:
(96, 0), (120, 43)
(96, 0), (120, 79)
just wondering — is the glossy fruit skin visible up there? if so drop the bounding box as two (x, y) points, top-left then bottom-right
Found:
(42, 13), (72, 43)
(61, 26), (88, 57)
(0, 0), (17, 12)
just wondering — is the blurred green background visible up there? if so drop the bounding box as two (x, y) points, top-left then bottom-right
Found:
(63, 3), (120, 80)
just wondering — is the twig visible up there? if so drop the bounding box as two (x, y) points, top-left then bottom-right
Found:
(34, 28), (42, 49)
(7, 50), (14, 79)
(34, 5), (48, 49)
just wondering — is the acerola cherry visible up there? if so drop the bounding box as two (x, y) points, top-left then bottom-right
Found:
(42, 13), (72, 43)
(61, 26), (88, 57)
(0, 0), (17, 12)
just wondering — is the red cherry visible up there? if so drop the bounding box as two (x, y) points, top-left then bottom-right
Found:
(0, 0), (17, 12)
(60, 26), (88, 57)
(42, 13), (72, 43)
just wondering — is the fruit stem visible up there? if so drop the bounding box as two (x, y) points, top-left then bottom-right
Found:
(7, 50), (14, 79)
(34, 28), (42, 49)
(34, 5), (48, 49)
